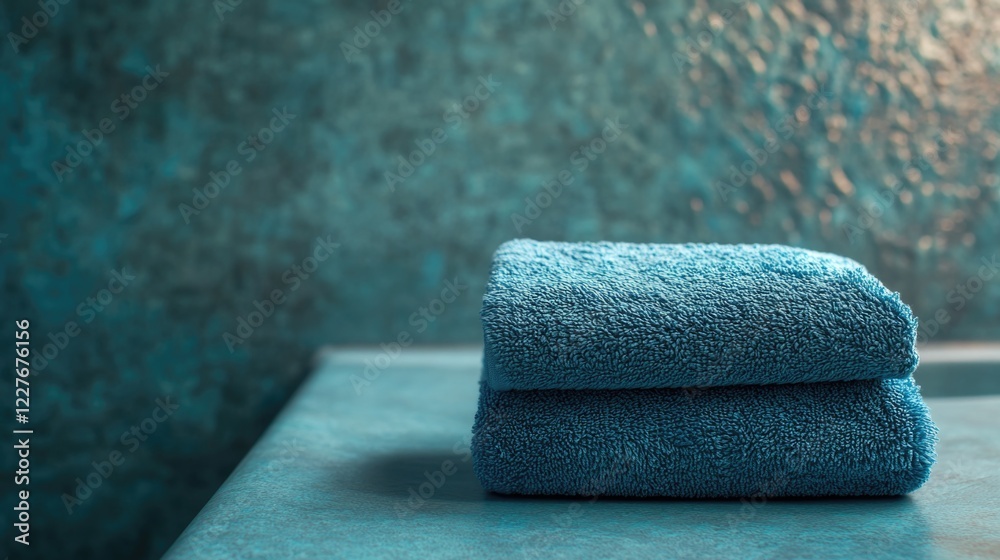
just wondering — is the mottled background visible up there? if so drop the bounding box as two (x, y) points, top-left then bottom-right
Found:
(1, 0), (998, 558)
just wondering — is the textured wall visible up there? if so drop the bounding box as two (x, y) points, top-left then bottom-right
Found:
(1, 0), (999, 558)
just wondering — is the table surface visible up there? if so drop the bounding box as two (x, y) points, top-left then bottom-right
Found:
(164, 348), (1000, 560)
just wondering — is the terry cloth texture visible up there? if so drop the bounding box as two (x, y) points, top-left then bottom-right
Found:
(482, 240), (919, 390)
(471, 377), (938, 498)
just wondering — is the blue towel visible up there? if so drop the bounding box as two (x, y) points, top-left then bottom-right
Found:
(482, 240), (918, 390)
(471, 377), (937, 497)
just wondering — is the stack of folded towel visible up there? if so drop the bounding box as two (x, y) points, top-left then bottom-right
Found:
(471, 240), (938, 498)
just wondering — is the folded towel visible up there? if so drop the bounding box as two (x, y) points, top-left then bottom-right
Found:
(482, 240), (918, 390)
(472, 377), (937, 497)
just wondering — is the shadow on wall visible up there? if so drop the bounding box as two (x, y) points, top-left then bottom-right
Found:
(346, 450), (935, 558)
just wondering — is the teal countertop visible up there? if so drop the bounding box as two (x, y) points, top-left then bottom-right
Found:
(164, 349), (1000, 559)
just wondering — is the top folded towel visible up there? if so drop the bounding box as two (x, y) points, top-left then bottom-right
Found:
(481, 240), (918, 390)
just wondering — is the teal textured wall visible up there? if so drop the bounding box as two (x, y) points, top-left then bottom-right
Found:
(1, 0), (998, 557)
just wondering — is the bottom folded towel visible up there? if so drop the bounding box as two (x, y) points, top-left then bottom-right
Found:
(472, 378), (937, 497)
